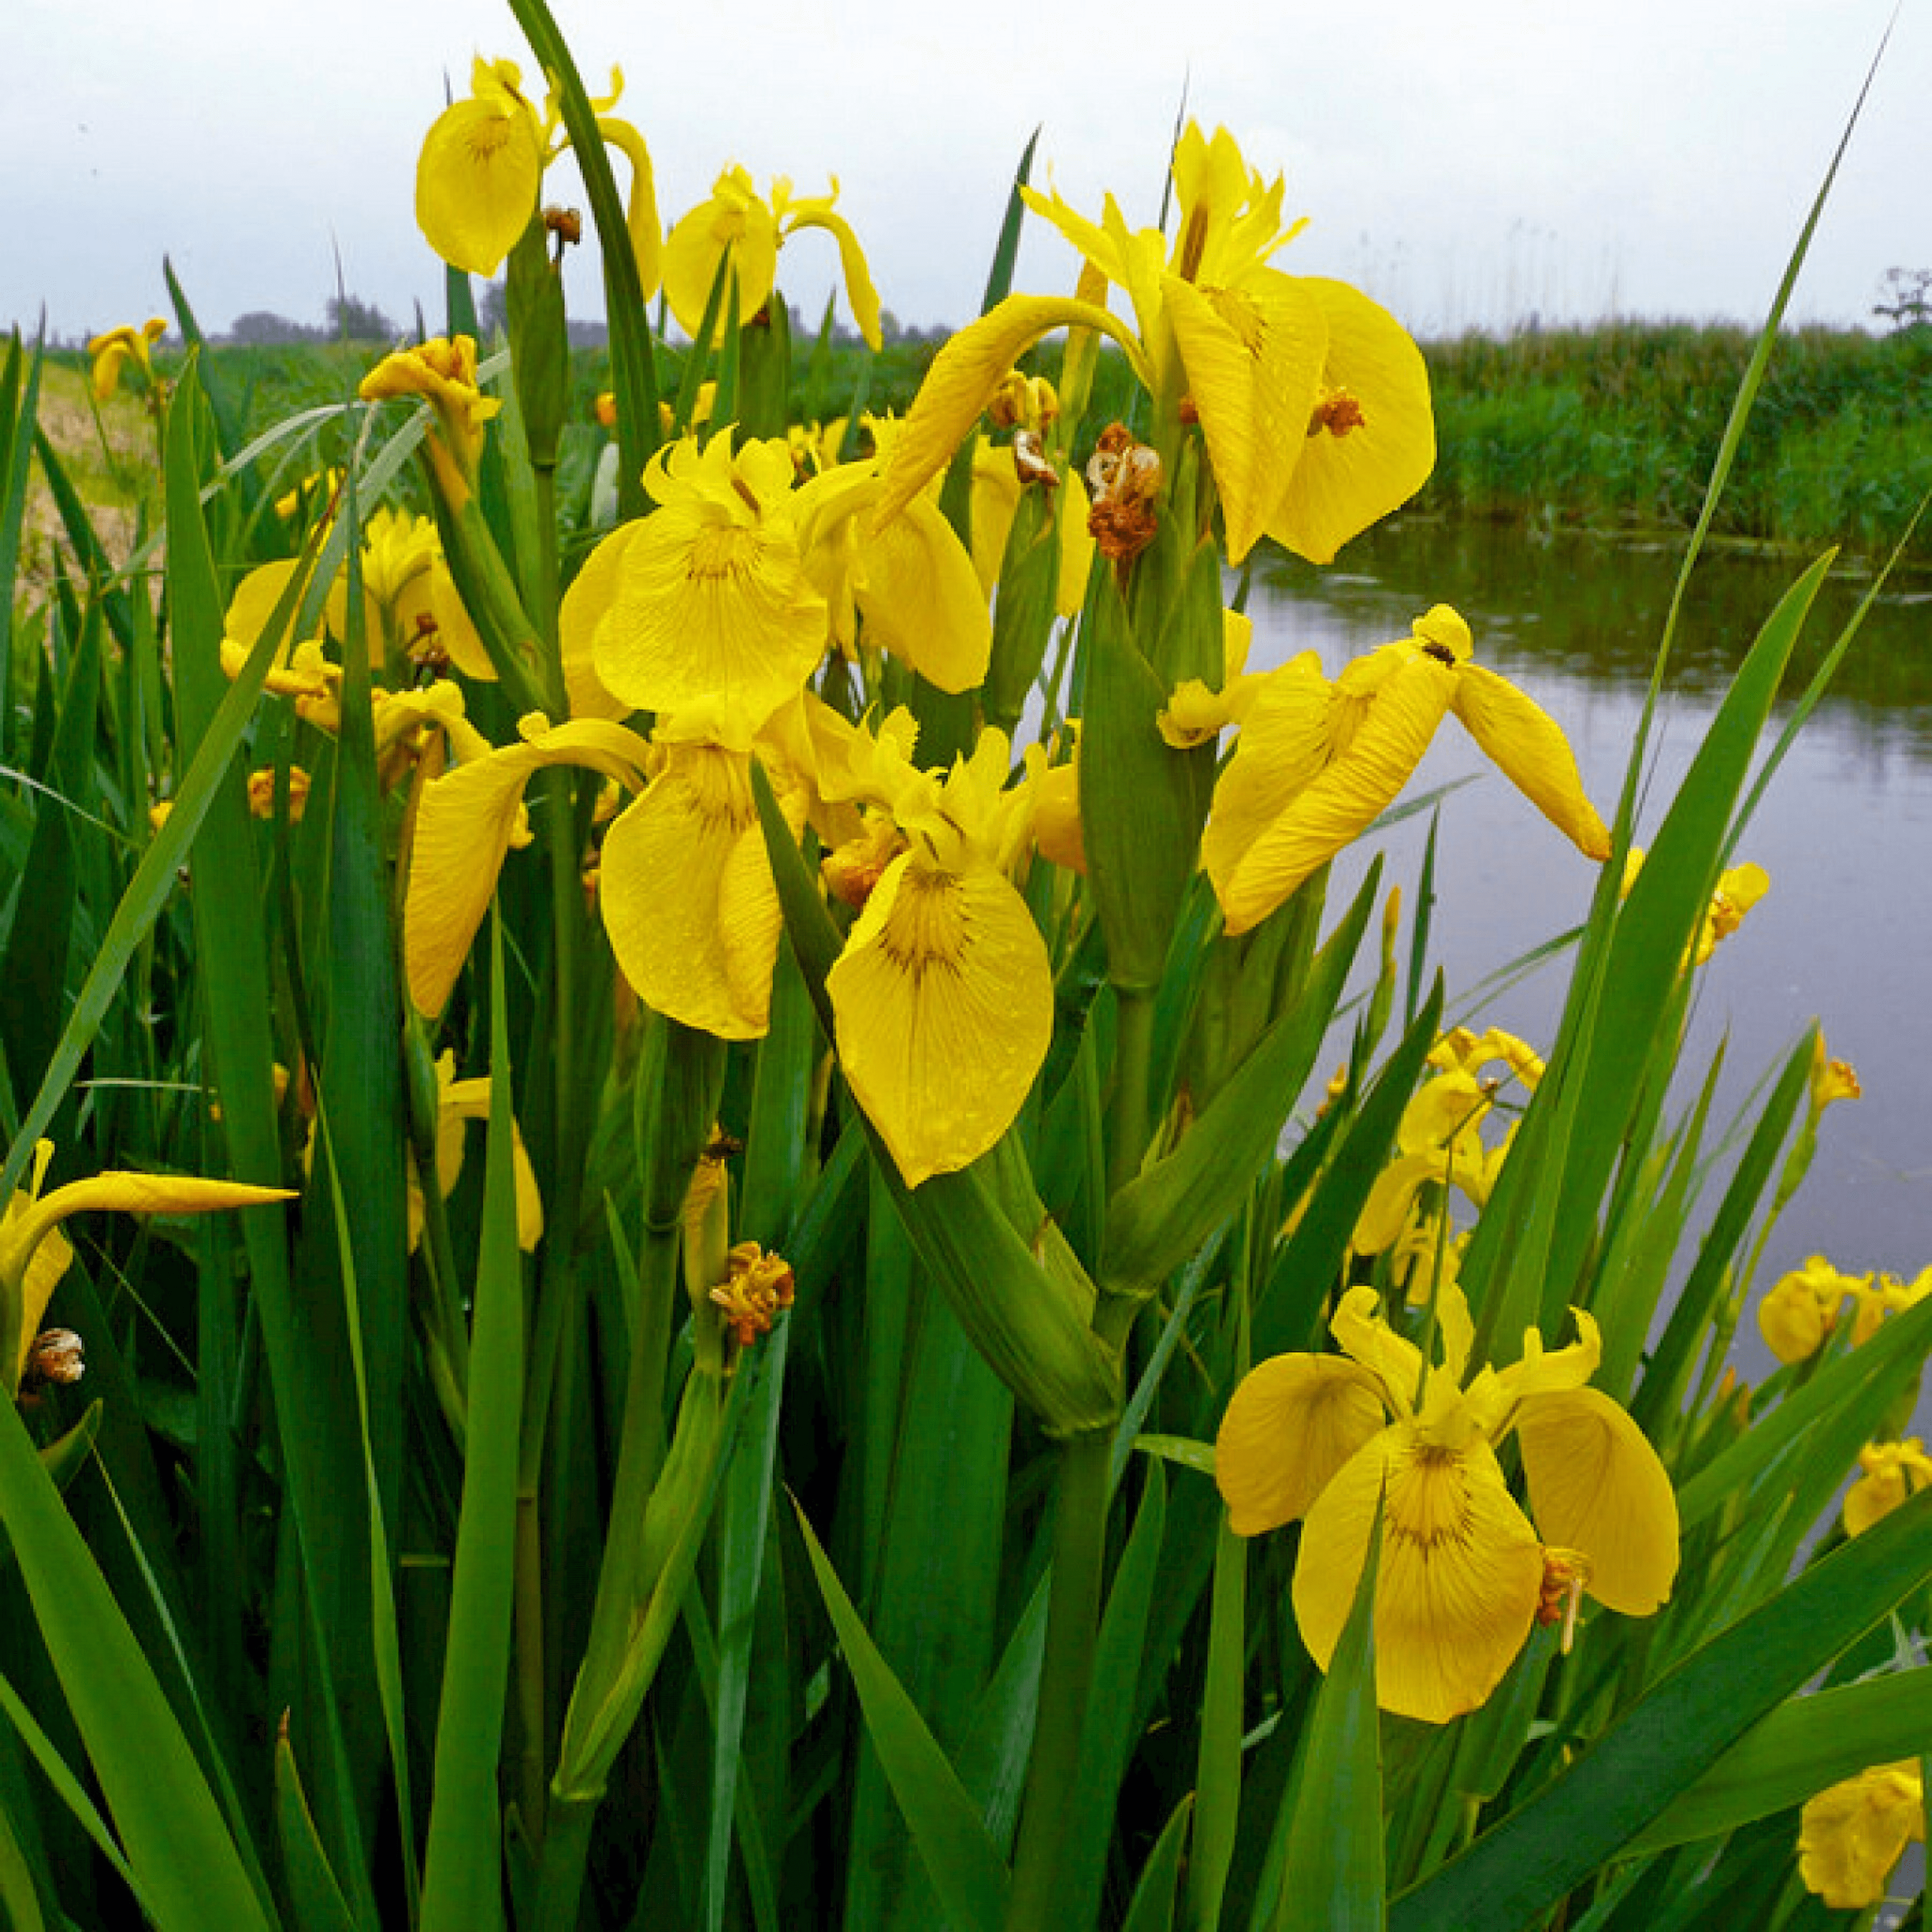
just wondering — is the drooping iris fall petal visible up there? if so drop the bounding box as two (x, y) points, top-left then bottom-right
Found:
(404, 720), (651, 1016)
(598, 742), (784, 1041)
(1515, 1386), (1680, 1615)
(1798, 1763), (1925, 1910)
(1214, 1353), (1386, 1535)
(416, 87), (545, 277)
(1265, 278), (1436, 566)
(825, 852), (1052, 1187)
(1451, 663), (1611, 860)
(1292, 1426), (1545, 1726)
(1211, 653), (1456, 934)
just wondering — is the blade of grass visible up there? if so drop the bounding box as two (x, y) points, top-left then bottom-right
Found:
(1389, 1488), (1932, 1932)
(420, 912), (526, 1932)
(791, 1499), (1012, 1932)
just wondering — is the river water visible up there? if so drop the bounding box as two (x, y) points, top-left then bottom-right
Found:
(1243, 516), (1932, 1368)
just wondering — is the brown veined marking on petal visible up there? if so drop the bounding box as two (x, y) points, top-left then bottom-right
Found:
(465, 116), (518, 166)
(689, 521), (758, 580)
(878, 866), (967, 982)
(1176, 200), (1212, 283)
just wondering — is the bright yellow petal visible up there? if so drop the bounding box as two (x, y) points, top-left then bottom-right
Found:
(1516, 1385), (1679, 1616)
(825, 854), (1051, 1186)
(662, 175), (780, 345)
(558, 521), (643, 721)
(1163, 268), (1325, 565)
(786, 203), (883, 351)
(596, 115), (662, 301)
(1265, 278), (1435, 565)
(416, 95), (544, 277)
(404, 721), (650, 1016)
(1329, 1285), (1425, 1416)
(598, 749), (777, 1040)
(1451, 664), (1610, 861)
(1799, 1764), (1925, 1910)
(1352, 1153), (1441, 1256)
(1199, 654), (1334, 920)
(6, 1171), (291, 1384)
(1212, 655), (1454, 935)
(1215, 1352), (1386, 1534)
(876, 295), (1151, 529)
(1293, 1426), (1543, 1724)
(969, 442), (1021, 597)
(590, 455), (827, 728)
(855, 493), (991, 693)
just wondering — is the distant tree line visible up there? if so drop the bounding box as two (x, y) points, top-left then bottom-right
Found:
(223, 295), (401, 345)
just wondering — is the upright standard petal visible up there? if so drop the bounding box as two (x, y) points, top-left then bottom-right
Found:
(1293, 1426), (1544, 1725)
(1265, 279), (1436, 566)
(825, 853), (1051, 1187)
(851, 493), (991, 693)
(1515, 1385), (1680, 1616)
(1215, 1353), (1387, 1535)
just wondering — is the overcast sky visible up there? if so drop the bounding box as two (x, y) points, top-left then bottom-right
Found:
(7, 0), (1926, 346)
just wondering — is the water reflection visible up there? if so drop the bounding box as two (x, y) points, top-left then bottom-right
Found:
(1243, 519), (1932, 1382)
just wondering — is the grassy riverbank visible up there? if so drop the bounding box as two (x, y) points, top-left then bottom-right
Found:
(27, 318), (1932, 584)
(1421, 320), (1932, 556)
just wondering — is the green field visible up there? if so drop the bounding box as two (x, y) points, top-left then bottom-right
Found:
(27, 315), (1931, 600)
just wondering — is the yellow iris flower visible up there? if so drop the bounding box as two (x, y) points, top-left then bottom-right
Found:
(1621, 849), (1771, 968)
(1216, 1284), (1679, 1724)
(1842, 1437), (1932, 1538)
(663, 166), (881, 350)
(359, 336), (503, 511)
(2, 1141), (293, 1397)
(407, 1053), (544, 1253)
(414, 57), (659, 289)
(563, 434), (828, 733)
(1798, 1761), (1924, 1909)
(1352, 1066), (1516, 1258)
(822, 725), (1052, 1187)
(86, 318), (168, 401)
(1754, 1254), (1874, 1363)
(877, 121), (1432, 565)
(1203, 605), (1610, 934)
(312, 507), (495, 679)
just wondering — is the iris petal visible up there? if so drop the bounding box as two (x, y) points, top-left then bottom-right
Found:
(1293, 1427), (1543, 1725)
(1516, 1385), (1680, 1615)
(1452, 665), (1611, 860)
(826, 854), (1051, 1186)
(1215, 1353), (1386, 1534)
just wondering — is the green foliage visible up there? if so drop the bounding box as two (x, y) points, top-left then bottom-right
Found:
(1, 32), (1927, 1932)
